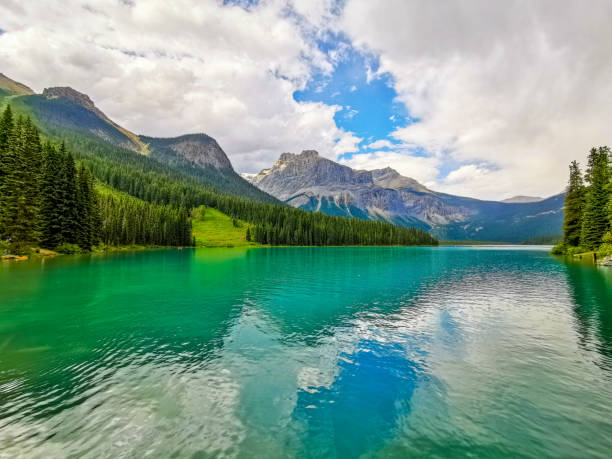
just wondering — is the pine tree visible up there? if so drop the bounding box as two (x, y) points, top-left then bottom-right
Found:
(40, 143), (64, 248)
(76, 164), (95, 250)
(0, 105), (13, 153)
(562, 161), (585, 247)
(581, 147), (611, 249)
(21, 118), (42, 243)
(59, 149), (79, 244)
(0, 106), (15, 238)
(246, 226), (251, 241)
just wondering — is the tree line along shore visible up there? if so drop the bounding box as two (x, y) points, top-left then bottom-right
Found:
(554, 146), (612, 262)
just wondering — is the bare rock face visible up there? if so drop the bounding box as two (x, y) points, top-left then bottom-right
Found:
(166, 135), (233, 170)
(140, 134), (233, 170)
(252, 151), (372, 200)
(43, 87), (98, 112)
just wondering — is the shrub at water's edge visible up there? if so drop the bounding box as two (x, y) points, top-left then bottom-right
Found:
(554, 146), (611, 263)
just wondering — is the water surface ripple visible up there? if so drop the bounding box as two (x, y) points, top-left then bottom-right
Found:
(1, 246), (611, 457)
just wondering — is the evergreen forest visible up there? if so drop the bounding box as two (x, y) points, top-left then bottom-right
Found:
(554, 146), (612, 258)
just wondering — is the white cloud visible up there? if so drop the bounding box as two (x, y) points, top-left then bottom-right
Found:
(0, 0), (355, 173)
(3, 0), (608, 199)
(340, 151), (440, 187)
(341, 0), (612, 199)
(366, 139), (393, 150)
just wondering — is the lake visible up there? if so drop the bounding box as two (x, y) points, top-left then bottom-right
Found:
(1, 246), (611, 458)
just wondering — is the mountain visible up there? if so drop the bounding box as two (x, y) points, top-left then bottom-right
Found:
(141, 134), (233, 170)
(0, 73), (35, 96)
(501, 195), (544, 203)
(0, 75), (276, 203)
(249, 150), (564, 242)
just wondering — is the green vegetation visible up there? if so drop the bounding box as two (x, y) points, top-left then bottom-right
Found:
(251, 215), (438, 246)
(0, 106), (192, 255)
(553, 146), (611, 259)
(1, 95), (437, 252)
(521, 234), (562, 245)
(97, 185), (191, 248)
(191, 206), (257, 247)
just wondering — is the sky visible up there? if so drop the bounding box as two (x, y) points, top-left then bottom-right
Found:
(1, 0), (611, 200)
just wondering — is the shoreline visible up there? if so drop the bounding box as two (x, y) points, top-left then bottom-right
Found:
(4, 242), (557, 262)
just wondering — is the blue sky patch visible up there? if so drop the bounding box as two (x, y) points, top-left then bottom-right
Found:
(294, 35), (417, 160)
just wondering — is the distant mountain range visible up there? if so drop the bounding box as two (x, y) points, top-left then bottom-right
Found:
(248, 150), (564, 242)
(0, 73), (276, 204)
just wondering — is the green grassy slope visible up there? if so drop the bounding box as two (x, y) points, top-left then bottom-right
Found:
(97, 185), (258, 248)
(97, 184), (257, 248)
(191, 207), (258, 248)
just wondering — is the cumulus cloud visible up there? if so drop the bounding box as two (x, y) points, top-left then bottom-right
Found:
(0, 0), (358, 173)
(365, 139), (393, 150)
(341, 0), (612, 199)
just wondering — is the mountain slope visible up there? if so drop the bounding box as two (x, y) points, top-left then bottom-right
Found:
(0, 73), (34, 96)
(13, 87), (149, 154)
(249, 150), (564, 242)
(0, 75), (277, 204)
(142, 134), (233, 170)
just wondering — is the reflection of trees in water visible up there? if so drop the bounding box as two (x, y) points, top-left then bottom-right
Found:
(565, 263), (612, 364)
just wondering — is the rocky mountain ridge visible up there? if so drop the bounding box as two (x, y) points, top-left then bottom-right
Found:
(0, 75), (236, 172)
(0, 73), (275, 202)
(248, 150), (564, 242)
(42, 86), (149, 154)
(140, 134), (234, 171)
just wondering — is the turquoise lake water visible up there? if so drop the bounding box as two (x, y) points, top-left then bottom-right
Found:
(1, 246), (611, 457)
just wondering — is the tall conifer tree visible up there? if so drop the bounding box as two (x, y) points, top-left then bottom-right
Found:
(562, 161), (585, 247)
(581, 147), (611, 249)
(59, 148), (79, 244)
(40, 142), (64, 248)
(0, 105), (14, 237)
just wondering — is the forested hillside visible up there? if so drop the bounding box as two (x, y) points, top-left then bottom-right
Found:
(0, 106), (192, 254)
